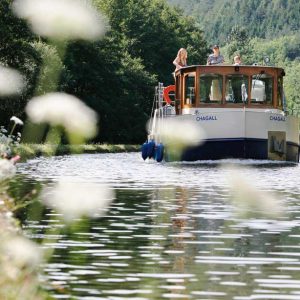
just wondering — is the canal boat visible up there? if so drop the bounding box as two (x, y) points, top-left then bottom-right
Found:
(142, 64), (300, 162)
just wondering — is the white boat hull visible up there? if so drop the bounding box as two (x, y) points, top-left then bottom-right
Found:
(156, 108), (299, 162)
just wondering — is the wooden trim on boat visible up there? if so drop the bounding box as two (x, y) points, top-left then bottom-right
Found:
(174, 65), (285, 111)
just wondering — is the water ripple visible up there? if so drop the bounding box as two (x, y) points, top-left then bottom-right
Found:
(15, 152), (300, 299)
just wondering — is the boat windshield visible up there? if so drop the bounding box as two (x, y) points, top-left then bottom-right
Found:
(199, 73), (222, 104)
(251, 73), (273, 105)
(176, 66), (281, 109)
(225, 74), (248, 104)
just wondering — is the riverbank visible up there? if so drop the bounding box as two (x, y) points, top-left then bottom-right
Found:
(16, 143), (140, 160)
(0, 144), (141, 298)
(0, 186), (47, 300)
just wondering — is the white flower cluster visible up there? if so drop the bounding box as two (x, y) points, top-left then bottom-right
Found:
(26, 93), (98, 139)
(0, 160), (16, 181)
(13, 0), (108, 41)
(10, 116), (23, 126)
(3, 236), (41, 269)
(0, 117), (23, 160)
(0, 66), (24, 96)
(226, 166), (285, 218)
(157, 118), (205, 147)
(41, 179), (114, 221)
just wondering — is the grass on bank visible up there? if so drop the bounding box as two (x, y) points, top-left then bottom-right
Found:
(16, 143), (140, 160)
(0, 186), (48, 300)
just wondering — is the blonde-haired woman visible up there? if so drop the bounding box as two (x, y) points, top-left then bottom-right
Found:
(173, 48), (187, 72)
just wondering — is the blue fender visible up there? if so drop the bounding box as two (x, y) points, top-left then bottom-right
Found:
(141, 142), (148, 160)
(141, 140), (156, 160)
(155, 143), (164, 162)
(147, 140), (155, 159)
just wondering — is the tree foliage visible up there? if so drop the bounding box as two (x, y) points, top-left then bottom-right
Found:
(95, 0), (207, 84)
(224, 25), (251, 64)
(167, 0), (300, 45)
(0, 0), (40, 123)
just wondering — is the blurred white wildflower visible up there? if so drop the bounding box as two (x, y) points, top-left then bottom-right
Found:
(0, 160), (16, 180)
(3, 236), (41, 268)
(0, 66), (24, 96)
(12, 0), (108, 41)
(155, 118), (205, 147)
(25, 92), (98, 139)
(40, 179), (114, 221)
(149, 117), (205, 160)
(10, 116), (24, 126)
(0, 132), (8, 144)
(226, 166), (285, 219)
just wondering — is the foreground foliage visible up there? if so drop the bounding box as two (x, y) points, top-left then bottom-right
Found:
(0, 0), (207, 144)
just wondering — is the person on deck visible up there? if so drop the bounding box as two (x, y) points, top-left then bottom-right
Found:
(207, 45), (224, 65)
(233, 54), (242, 65)
(173, 48), (188, 72)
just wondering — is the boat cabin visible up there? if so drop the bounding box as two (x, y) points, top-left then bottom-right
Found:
(174, 65), (285, 114)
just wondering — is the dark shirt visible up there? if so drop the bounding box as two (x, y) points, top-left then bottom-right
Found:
(207, 54), (224, 65)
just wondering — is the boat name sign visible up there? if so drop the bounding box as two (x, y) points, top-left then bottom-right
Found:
(270, 115), (286, 122)
(194, 114), (285, 122)
(196, 115), (218, 121)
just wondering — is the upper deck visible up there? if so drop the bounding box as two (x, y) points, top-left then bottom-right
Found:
(174, 65), (285, 114)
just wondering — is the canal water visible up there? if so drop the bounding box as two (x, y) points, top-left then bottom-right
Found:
(15, 152), (300, 299)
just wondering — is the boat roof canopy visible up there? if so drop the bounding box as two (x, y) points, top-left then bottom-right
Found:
(175, 64), (285, 76)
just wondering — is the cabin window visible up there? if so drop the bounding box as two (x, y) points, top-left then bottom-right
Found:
(251, 74), (273, 105)
(184, 73), (195, 106)
(277, 76), (283, 109)
(199, 73), (222, 104)
(225, 74), (248, 104)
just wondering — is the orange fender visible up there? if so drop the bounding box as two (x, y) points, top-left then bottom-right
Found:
(163, 85), (175, 104)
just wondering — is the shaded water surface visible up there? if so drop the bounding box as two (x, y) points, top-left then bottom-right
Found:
(15, 153), (300, 299)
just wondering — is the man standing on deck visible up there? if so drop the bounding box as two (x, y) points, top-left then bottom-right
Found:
(207, 45), (225, 65)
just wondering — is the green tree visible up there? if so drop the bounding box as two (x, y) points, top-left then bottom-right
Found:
(284, 62), (300, 116)
(31, 41), (64, 95)
(61, 37), (156, 143)
(225, 25), (251, 63)
(167, 0), (300, 45)
(60, 0), (208, 143)
(0, 0), (40, 124)
(97, 0), (208, 84)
